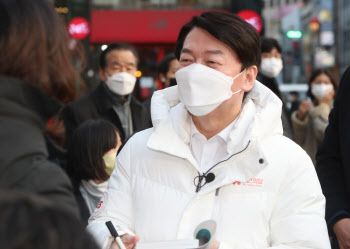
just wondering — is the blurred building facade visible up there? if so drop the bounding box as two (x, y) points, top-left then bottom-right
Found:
(55, 0), (264, 100)
(262, 0), (338, 83)
(89, 0), (233, 99)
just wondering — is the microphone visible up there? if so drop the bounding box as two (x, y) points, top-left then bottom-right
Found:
(205, 173), (215, 183)
(194, 172), (216, 192)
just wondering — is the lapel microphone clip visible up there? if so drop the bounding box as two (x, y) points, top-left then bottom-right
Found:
(194, 172), (215, 192)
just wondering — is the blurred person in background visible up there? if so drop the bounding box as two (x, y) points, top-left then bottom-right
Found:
(46, 33), (87, 168)
(66, 119), (122, 223)
(257, 37), (293, 139)
(316, 67), (350, 249)
(292, 69), (337, 165)
(63, 43), (148, 144)
(288, 91), (300, 114)
(144, 53), (179, 127)
(159, 53), (179, 88)
(0, 0), (78, 217)
(0, 190), (98, 249)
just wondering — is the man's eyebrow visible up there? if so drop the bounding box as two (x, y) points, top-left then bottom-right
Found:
(111, 60), (121, 65)
(180, 48), (192, 54)
(111, 61), (135, 67)
(204, 50), (224, 55)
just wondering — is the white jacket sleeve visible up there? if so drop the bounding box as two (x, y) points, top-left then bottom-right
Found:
(219, 148), (330, 249)
(87, 141), (135, 249)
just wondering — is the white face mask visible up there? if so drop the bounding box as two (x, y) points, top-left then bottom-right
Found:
(260, 58), (283, 78)
(176, 63), (244, 116)
(311, 84), (334, 101)
(105, 72), (136, 96)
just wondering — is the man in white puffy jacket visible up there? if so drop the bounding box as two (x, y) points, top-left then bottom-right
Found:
(87, 12), (330, 249)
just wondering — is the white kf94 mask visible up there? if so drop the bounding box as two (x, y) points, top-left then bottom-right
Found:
(311, 84), (334, 101)
(105, 72), (137, 96)
(176, 63), (245, 116)
(260, 57), (283, 78)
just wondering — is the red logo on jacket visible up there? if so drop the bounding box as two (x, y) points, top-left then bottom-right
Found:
(92, 192), (108, 217)
(233, 178), (263, 187)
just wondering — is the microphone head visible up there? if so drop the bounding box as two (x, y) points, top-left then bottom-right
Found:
(205, 173), (215, 183)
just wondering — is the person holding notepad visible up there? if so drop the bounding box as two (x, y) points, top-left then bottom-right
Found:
(87, 12), (330, 249)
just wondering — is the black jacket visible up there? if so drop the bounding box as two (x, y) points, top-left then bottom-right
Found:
(0, 76), (79, 217)
(256, 72), (293, 139)
(62, 82), (149, 144)
(316, 67), (350, 235)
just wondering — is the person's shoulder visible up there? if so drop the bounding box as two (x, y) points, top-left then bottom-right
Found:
(30, 159), (71, 183)
(128, 128), (154, 145)
(339, 66), (350, 90)
(64, 86), (102, 115)
(130, 95), (146, 110)
(118, 128), (154, 157)
(70, 90), (96, 108)
(25, 159), (79, 217)
(344, 66), (350, 77)
(116, 128), (154, 168)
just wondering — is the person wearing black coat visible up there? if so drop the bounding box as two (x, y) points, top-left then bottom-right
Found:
(0, 0), (79, 218)
(63, 43), (149, 145)
(316, 66), (350, 249)
(0, 76), (79, 218)
(63, 82), (147, 144)
(257, 37), (293, 139)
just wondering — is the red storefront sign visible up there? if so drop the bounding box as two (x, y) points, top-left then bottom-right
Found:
(237, 10), (263, 34)
(90, 10), (227, 44)
(68, 17), (90, 40)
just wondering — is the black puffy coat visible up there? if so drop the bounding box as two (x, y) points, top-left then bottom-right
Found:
(316, 67), (350, 243)
(0, 76), (79, 217)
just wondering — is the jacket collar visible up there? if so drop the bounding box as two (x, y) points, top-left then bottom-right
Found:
(91, 82), (127, 113)
(147, 81), (283, 179)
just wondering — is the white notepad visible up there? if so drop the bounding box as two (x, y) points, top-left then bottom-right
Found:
(136, 239), (199, 249)
(135, 220), (216, 249)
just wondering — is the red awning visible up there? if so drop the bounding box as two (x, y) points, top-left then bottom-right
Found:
(90, 9), (227, 44)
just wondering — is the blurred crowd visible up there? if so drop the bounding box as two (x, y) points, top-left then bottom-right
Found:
(1, 1), (350, 249)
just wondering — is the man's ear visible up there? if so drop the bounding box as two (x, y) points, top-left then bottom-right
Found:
(241, 66), (258, 92)
(99, 67), (107, 82)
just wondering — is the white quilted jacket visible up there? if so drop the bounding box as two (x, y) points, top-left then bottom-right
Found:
(87, 81), (330, 249)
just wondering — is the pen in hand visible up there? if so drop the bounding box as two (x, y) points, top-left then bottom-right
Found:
(105, 221), (127, 249)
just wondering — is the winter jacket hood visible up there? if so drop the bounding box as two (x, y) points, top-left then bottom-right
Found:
(148, 80), (283, 172)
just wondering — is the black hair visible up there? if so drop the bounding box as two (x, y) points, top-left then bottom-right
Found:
(260, 37), (282, 54)
(307, 68), (338, 101)
(66, 119), (120, 182)
(99, 42), (139, 69)
(0, 190), (98, 249)
(158, 53), (177, 76)
(175, 11), (261, 70)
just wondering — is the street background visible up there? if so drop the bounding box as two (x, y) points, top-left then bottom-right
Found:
(54, 0), (349, 103)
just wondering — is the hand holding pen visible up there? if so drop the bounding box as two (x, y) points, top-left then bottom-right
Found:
(106, 221), (140, 249)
